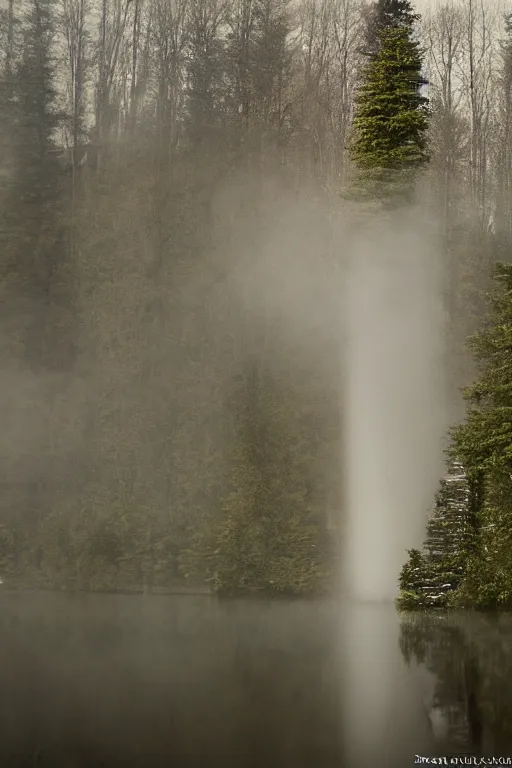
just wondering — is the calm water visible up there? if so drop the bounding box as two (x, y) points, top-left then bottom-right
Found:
(0, 593), (511, 767)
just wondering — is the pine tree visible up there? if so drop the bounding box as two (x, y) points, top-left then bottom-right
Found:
(7, 0), (72, 374)
(363, 0), (420, 56)
(448, 263), (512, 608)
(181, 367), (331, 596)
(422, 463), (473, 604)
(451, 263), (512, 480)
(397, 461), (473, 610)
(375, 0), (419, 29)
(398, 548), (430, 609)
(0, 0), (74, 579)
(400, 265), (512, 610)
(350, 0), (429, 203)
(15, 0), (63, 209)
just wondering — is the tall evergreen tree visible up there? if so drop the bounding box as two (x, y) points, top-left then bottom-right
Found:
(0, 0), (74, 575)
(181, 367), (332, 596)
(8, 0), (70, 374)
(397, 461), (473, 610)
(400, 265), (512, 610)
(363, 0), (420, 55)
(375, 0), (419, 30)
(451, 263), (512, 481)
(15, 0), (62, 210)
(350, 0), (429, 203)
(448, 263), (512, 608)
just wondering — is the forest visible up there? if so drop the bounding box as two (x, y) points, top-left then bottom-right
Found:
(0, 0), (511, 605)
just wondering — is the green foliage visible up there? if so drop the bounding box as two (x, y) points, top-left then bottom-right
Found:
(454, 480), (512, 611)
(397, 588), (429, 611)
(397, 463), (473, 610)
(0, 524), (17, 583)
(363, 0), (420, 59)
(415, 264), (512, 611)
(181, 370), (332, 596)
(397, 548), (431, 609)
(450, 264), (512, 479)
(398, 265), (512, 611)
(206, 488), (329, 597)
(350, 0), (429, 202)
(14, 0), (64, 201)
(447, 264), (512, 608)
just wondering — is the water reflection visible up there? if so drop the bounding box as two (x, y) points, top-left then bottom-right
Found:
(341, 601), (431, 768)
(399, 612), (512, 757)
(1, 595), (512, 766)
(0, 594), (344, 767)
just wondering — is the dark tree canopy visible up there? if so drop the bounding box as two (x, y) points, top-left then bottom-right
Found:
(376, 0), (419, 28)
(400, 265), (512, 611)
(364, 0), (420, 56)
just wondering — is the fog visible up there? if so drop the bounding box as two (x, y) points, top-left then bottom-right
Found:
(216, 189), (449, 602)
(0, 593), (436, 767)
(0, 166), (492, 768)
(341, 601), (432, 767)
(0, 0), (507, 759)
(4, 593), (510, 765)
(0, 176), (453, 602)
(343, 210), (448, 601)
(0, 594), (348, 767)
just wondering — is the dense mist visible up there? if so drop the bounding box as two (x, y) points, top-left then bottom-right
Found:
(2, 0), (512, 762)
(0, 0), (505, 595)
(343, 210), (448, 601)
(0, 167), (474, 596)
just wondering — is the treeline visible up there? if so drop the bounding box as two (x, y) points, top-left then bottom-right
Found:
(0, 0), (511, 595)
(399, 262), (512, 610)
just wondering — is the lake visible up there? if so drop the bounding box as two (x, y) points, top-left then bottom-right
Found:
(0, 593), (511, 767)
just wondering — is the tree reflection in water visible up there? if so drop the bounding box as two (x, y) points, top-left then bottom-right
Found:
(399, 613), (512, 757)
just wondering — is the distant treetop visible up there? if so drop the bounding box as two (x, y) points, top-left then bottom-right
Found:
(375, 0), (419, 28)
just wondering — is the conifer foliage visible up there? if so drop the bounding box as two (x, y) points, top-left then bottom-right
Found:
(448, 264), (512, 608)
(350, 0), (429, 201)
(399, 264), (512, 610)
(451, 264), (512, 480)
(397, 461), (473, 609)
